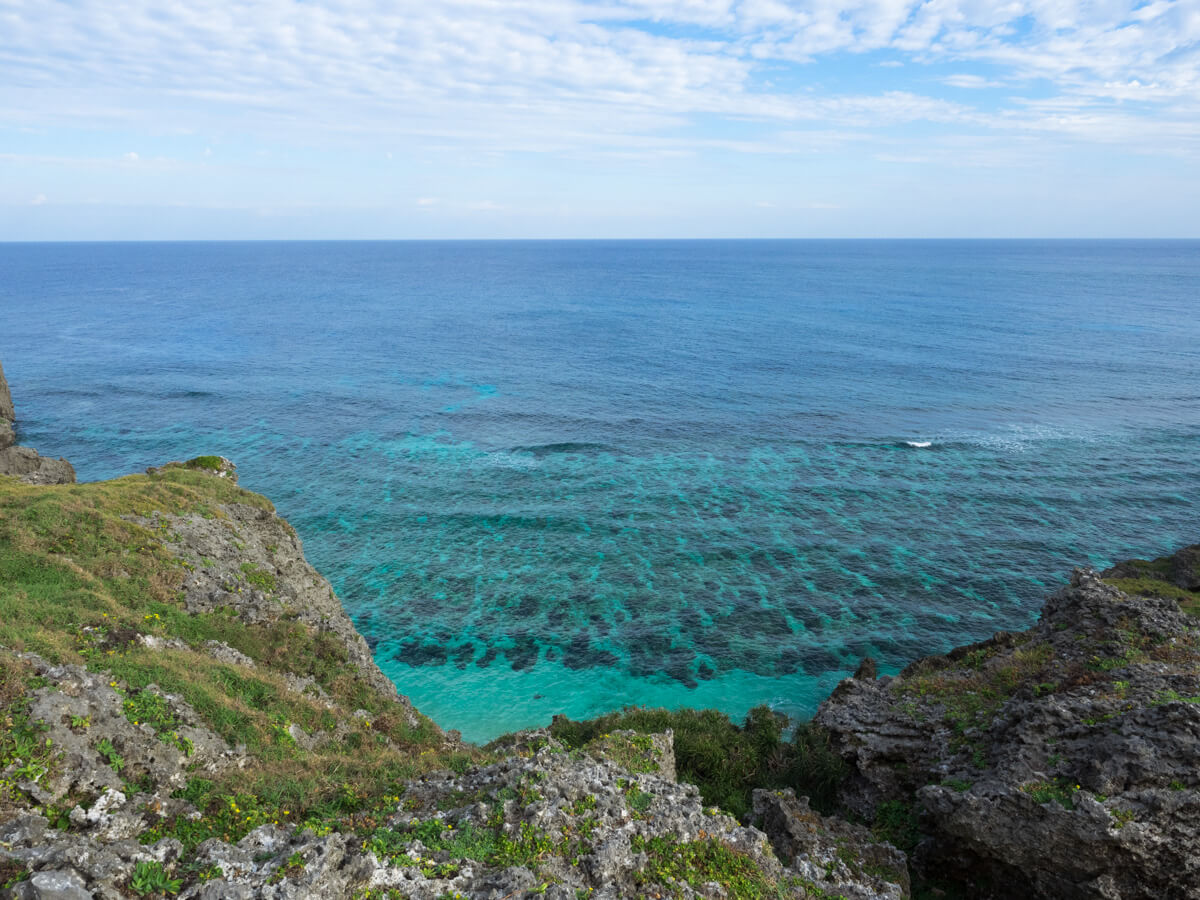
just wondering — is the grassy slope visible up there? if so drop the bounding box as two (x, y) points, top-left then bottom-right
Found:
(0, 468), (484, 854)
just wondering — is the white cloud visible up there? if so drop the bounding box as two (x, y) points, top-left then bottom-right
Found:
(30, 193), (47, 205)
(0, 0), (1196, 237)
(942, 74), (1004, 89)
(1, 0), (1191, 148)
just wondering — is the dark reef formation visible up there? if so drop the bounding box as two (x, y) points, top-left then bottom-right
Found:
(0, 361), (1197, 899)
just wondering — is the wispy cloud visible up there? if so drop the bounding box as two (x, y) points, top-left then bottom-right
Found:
(2, 0), (1194, 151)
(0, 0), (1196, 236)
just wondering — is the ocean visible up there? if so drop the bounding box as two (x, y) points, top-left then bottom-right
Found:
(2, 239), (1197, 741)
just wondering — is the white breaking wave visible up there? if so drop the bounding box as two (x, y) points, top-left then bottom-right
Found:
(905, 441), (933, 448)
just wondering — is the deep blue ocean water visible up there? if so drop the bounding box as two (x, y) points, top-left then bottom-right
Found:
(2, 240), (1197, 741)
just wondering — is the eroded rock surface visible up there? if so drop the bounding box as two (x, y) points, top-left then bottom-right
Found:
(0, 360), (14, 449)
(128, 499), (414, 719)
(0, 361), (74, 484)
(816, 568), (1200, 899)
(0, 727), (905, 899)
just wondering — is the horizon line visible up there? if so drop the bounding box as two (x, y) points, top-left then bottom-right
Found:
(3, 236), (1199, 244)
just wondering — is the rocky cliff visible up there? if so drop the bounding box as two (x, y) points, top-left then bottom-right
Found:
(815, 552), (1200, 899)
(0, 362), (75, 485)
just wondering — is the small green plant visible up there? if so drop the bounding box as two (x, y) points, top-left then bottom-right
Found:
(239, 562), (278, 593)
(1020, 779), (1078, 810)
(0, 861), (30, 890)
(627, 787), (654, 815)
(631, 834), (788, 898)
(1109, 807), (1136, 829)
(872, 800), (920, 851)
(70, 714), (91, 730)
(940, 778), (972, 792)
(268, 851), (306, 884)
(570, 794), (597, 815)
(123, 689), (193, 755)
(96, 737), (125, 774)
(129, 859), (181, 897)
(1154, 689), (1200, 705)
(184, 455), (226, 472)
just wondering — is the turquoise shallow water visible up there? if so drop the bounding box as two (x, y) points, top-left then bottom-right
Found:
(2, 240), (1198, 740)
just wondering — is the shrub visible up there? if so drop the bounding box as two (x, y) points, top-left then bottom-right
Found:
(546, 705), (847, 818)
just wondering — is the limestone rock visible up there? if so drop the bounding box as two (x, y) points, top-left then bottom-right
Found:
(816, 568), (1200, 899)
(0, 360), (74, 484)
(0, 360), (14, 445)
(18, 869), (91, 900)
(752, 788), (909, 900)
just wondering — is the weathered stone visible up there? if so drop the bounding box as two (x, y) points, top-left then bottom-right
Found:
(752, 788), (909, 900)
(0, 444), (76, 485)
(817, 568), (1200, 899)
(0, 360), (14, 433)
(25, 869), (91, 900)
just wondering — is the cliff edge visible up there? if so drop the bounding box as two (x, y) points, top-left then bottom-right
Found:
(815, 551), (1200, 899)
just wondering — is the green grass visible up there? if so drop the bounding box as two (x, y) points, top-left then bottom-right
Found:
(239, 562), (277, 593)
(1104, 577), (1200, 617)
(631, 834), (843, 899)
(545, 704), (847, 819)
(1020, 779), (1078, 810)
(184, 456), (227, 472)
(0, 468), (477, 864)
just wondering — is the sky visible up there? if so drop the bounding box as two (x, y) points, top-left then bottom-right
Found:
(1, 0), (1198, 239)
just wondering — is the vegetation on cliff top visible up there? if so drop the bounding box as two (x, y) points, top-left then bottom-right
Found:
(0, 468), (481, 847)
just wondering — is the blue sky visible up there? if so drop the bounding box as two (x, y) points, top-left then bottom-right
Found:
(2, 0), (1198, 239)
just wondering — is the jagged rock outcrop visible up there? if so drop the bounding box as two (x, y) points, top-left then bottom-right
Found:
(816, 567), (1200, 899)
(751, 788), (909, 900)
(0, 360), (75, 484)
